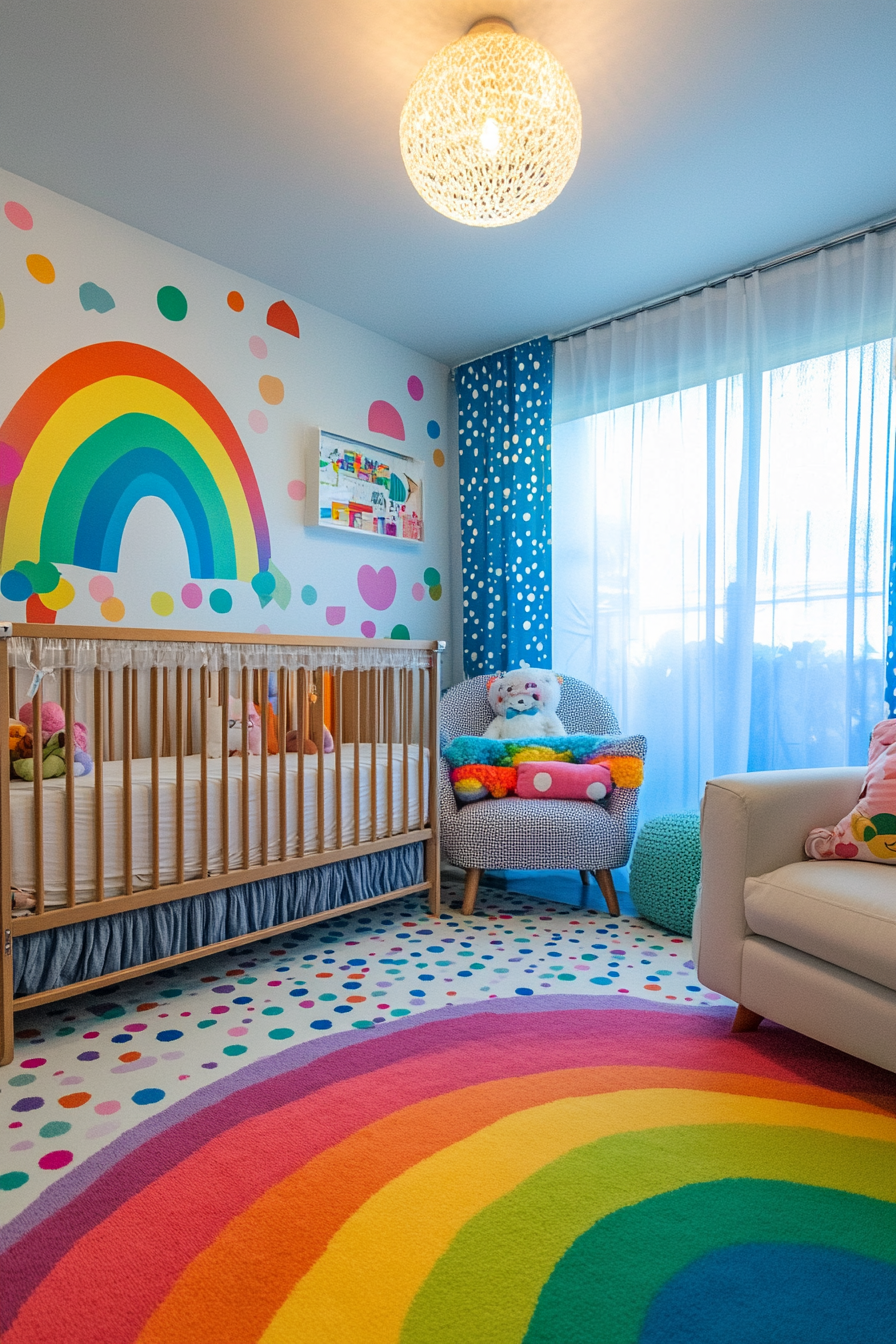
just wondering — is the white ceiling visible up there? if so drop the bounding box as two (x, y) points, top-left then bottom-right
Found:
(2, 1), (896, 366)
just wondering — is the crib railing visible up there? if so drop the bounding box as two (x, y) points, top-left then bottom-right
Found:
(0, 625), (441, 1057)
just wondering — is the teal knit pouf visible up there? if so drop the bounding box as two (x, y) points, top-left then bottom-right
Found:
(629, 812), (702, 936)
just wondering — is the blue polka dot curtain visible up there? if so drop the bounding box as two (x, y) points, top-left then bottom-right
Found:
(456, 338), (553, 676)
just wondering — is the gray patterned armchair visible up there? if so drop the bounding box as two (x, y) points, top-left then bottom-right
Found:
(439, 675), (646, 915)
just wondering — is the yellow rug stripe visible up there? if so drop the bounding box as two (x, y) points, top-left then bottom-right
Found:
(260, 1088), (896, 1344)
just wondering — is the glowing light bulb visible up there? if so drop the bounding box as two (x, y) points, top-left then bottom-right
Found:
(480, 117), (501, 155)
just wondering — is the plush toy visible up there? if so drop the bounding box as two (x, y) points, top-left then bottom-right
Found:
(11, 710), (92, 779)
(227, 697), (262, 755)
(483, 669), (566, 740)
(806, 718), (896, 863)
(13, 731), (67, 780)
(18, 701), (89, 753)
(285, 726), (335, 755)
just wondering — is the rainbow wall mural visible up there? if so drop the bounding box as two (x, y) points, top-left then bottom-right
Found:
(0, 341), (271, 615)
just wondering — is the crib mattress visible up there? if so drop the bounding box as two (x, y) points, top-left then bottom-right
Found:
(9, 744), (429, 905)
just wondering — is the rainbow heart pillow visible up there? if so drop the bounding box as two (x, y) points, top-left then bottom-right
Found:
(515, 760), (614, 802)
(806, 718), (896, 863)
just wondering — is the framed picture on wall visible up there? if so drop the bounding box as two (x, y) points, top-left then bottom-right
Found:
(306, 429), (424, 542)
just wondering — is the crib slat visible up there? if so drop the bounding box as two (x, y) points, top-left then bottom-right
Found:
(369, 670), (378, 842)
(187, 669), (194, 756)
(32, 683), (44, 915)
(401, 667), (409, 836)
(353, 670), (361, 847)
(93, 670), (105, 900)
(122, 668), (133, 895)
(259, 666), (269, 866)
(64, 668), (76, 907)
(427, 651), (441, 914)
(107, 670), (115, 761)
(334, 668), (343, 850)
(200, 666), (209, 877)
(162, 668), (171, 758)
(278, 667), (287, 863)
(150, 667), (160, 890)
(241, 665), (250, 871)
(297, 668), (306, 858)
(132, 670), (139, 758)
(315, 673), (325, 853)
(220, 668), (230, 874)
(175, 666), (185, 884)
(417, 667), (425, 833)
(386, 668), (394, 837)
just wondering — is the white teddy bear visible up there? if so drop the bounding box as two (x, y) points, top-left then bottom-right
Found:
(483, 668), (566, 740)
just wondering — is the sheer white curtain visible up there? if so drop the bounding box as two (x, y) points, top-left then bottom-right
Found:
(553, 230), (896, 821)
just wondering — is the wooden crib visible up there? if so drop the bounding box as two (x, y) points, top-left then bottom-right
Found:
(0, 624), (441, 1065)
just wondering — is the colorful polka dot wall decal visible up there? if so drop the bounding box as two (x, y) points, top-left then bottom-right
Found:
(157, 285), (188, 321)
(407, 375), (424, 401)
(88, 575), (114, 603)
(209, 588), (233, 614)
(427, 419), (441, 439)
(4, 199), (33, 230)
(251, 571), (276, 598)
(423, 567), (440, 587)
(429, 584), (442, 600)
(433, 448), (445, 467)
(255, 624), (271, 635)
(26, 254), (55, 285)
(79, 282), (115, 314)
(361, 620), (376, 638)
(150, 591), (175, 617)
(100, 597), (125, 623)
(267, 300), (300, 338)
(249, 335), (268, 359)
(248, 409), (268, 433)
(326, 606), (346, 626)
(390, 623), (410, 639)
(0, 442), (21, 484)
(258, 375), (284, 405)
(412, 582), (425, 601)
(181, 582), (203, 609)
(16, 558), (60, 593)
(0, 291), (5, 330)
(24, 592), (55, 624)
(287, 479), (306, 501)
(42, 578), (75, 612)
(226, 290), (245, 312)
(368, 400), (405, 441)
(357, 564), (396, 611)
(0, 569), (31, 602)
(301, 585), (317, 605)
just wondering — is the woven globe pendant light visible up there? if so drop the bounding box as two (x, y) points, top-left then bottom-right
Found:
(400, 17), (582, 228)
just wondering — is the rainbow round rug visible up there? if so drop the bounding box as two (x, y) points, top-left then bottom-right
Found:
(1, 996), (894, 1343)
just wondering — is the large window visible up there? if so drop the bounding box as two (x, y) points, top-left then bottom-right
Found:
(553, 339), (893, 820)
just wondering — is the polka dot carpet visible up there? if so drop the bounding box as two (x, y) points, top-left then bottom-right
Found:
(2, 879), (720, 1218)
(3, 880), (893, 1344)
(456, 336), (552, 675)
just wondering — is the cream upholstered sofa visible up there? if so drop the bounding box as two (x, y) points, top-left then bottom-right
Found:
(695, 766), (896, 1073)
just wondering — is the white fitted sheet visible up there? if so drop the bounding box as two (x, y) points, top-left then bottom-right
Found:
(9, 744), (429, 905)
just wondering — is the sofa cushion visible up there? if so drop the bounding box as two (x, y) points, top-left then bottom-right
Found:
(744, 860), (896, 992)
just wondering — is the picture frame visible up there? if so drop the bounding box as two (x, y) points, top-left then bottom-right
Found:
(305, 429), (424, 543)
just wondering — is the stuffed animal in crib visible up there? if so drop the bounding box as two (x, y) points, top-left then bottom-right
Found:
(483, 669), (566, 740)
(18, 700), (89, 753)
(227, 698), (262, 755)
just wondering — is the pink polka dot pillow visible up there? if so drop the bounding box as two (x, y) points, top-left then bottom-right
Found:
(515, 761), (614, 802)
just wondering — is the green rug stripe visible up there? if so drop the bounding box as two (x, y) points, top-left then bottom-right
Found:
(525, 1179), (896, 1344)
(400, 1125), (894, 1344)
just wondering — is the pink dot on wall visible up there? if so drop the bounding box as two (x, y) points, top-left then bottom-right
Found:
(361, 621), (376, 638)
(249, 335), (268, 359)
(407, 376), (424, 401)
(287, 479), (306, 501)
(248, 409), (268, 433)
(412, 583), (425, 601)
(326, 606), (346, 626)
(255, 624), (271, 635)
(181, 583), (203, 609)
(4, 201), (33, 230)
(88, 576), (114, 603)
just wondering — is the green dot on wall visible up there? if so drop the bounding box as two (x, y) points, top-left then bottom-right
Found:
(390, 624), (410, 640)
(423, 567), (440, 587)
(209, 588), (232, 614)
(301, 585), (318, 605)
(157, 285), (188, 321)
(429, 584), (442, 601)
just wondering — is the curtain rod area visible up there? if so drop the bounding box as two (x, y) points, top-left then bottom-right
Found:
(549, 207), (896, 346)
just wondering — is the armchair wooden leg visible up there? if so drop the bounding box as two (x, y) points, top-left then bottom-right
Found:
(594, 869), (620, 917)
(732, 1005), (764, 1033)
(579, 870), (590, 909)
(462, 868), (482, 916)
